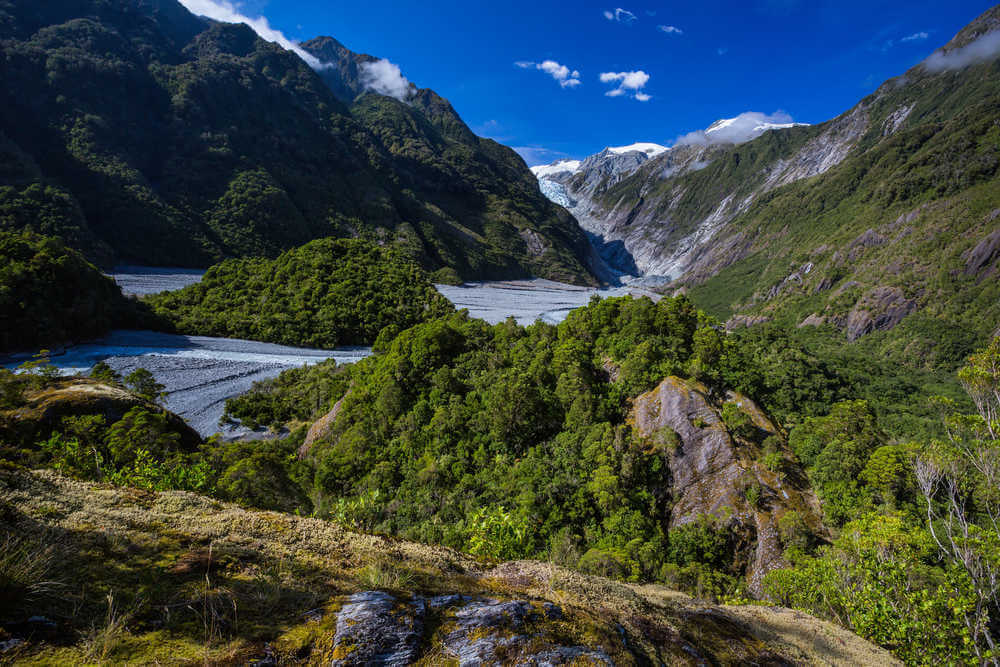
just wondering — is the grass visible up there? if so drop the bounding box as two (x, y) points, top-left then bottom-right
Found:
(0, 468), (900, 665)
(0, 533), (64, 610)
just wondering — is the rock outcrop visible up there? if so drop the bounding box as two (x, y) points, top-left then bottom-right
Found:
(1, 378), (202, 450)
(299, 390), (350, 457)
(326, 592), (612, 665)
(845, 287), (918, 341)
(631, 377), (827, 595)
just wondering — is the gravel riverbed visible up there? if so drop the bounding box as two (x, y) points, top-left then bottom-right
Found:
(5, 270), (659, 437)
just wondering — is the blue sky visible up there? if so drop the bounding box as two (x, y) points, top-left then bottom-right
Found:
(186, 0), (996, 165)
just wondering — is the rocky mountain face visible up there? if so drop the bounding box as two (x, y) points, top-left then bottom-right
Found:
(0, 0), (597, 284)
(534, 8), (1000, 362)
(630, 376), (827, 596)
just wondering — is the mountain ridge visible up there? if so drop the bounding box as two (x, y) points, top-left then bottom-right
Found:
(533, 6), (1000, 363)
(0, 0), (598, 284)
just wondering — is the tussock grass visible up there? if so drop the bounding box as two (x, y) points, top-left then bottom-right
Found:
(0, 469), (899, 665)
(0, 532), (64, 608)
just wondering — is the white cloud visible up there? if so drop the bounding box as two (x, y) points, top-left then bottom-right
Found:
(675, 111), (799, 146)
(901, 31), (929, 42)
(600, 70), (649, 88)
(359, 59), (413, 101)
(923, 30), (1000, 72)
(600, 70), (650, 100)
(538, 60), (571, 80)
(177, 0), (324, 69)
(658, 25), (683, 35)
(516, 59), (582, 88)
(604, 8), (637, 23)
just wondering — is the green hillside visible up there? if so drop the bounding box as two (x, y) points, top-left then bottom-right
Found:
(0, 0), (596, 284)
(146, 238), (455, 348)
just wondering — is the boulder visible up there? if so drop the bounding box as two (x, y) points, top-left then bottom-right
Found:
(326, 592), (612, 666)
(329, 591), (424, 665)
(631, 377), (826, 595)
(798, 314), (826, 328)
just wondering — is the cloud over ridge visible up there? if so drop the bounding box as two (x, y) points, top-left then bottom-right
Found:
(676, 111), (800, 145)
(923, 30), (1000, 72)
(360, 59), (413, 101)
(177, 0), (323, 69)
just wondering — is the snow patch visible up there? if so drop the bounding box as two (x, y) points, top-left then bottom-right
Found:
(530, 160), (582, 178)
(606, 142), (669, 157)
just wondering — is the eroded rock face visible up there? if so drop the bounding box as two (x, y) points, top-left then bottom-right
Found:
(300, 391), (350, 457)
(631, 377), (826, 595)
(540, 104), (868, 282)
(845, 286), (917, 341)
(963, 228), (1000, 278)
(326, 592), (612, 666)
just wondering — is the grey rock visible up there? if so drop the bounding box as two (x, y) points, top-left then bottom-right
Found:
(845, 286), (917, 341)
(534, 101), (869, 284)
(630, 377), (827, 595)
(850, 228), (887, 250)
(798, 314), (826, 328)
(330, 591), (424, 666)
(300, 390), (350, 457)
(440, 598), (612, 666)
(962, 229), (1000, 277)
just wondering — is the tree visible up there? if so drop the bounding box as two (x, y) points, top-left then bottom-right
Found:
(915, 338), (1000, 663)
(89, 361), (121, 386)
(124, 368), (166, 404)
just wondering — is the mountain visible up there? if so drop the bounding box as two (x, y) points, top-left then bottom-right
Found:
(534, 7), (1000, 366)
(0, 0), (597, 284)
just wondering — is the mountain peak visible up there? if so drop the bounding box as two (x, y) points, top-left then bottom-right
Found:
(605, 143), (669, 157)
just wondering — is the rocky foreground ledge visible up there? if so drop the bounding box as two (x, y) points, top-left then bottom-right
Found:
(0, 469), (896, 665)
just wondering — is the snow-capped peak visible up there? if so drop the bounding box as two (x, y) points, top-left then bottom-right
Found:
(605, 142), (669, 157)
(530, 159), (582, 178)
(705, 115), (808, 139)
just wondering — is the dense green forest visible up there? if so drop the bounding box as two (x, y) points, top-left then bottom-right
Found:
(146, 238), (454, 348)
(0, 0), (596, 283)
(0, 230), (150, 352)
(6, 290), (998, 663)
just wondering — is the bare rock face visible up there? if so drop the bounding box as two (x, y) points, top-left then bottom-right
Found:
(631, 377), (826, 596)
(798, 313), (827, 328)
(725, 314), (772, 330)
(962, 227), (1000, 278)
(299, 391), (350, 458)
(329, 591), (424, 665)
(845, 286), (917, 341)
(326, 592), (612, 665)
